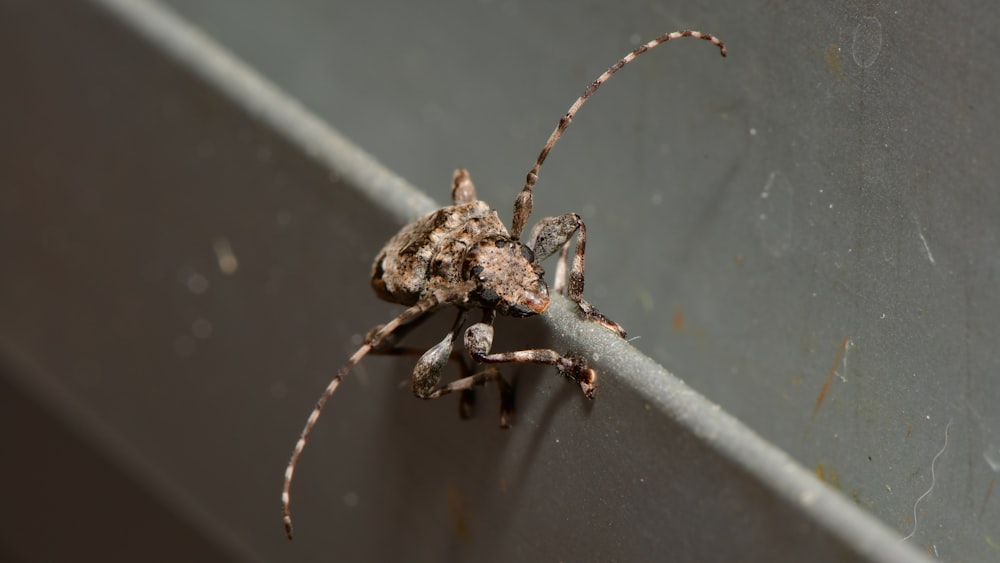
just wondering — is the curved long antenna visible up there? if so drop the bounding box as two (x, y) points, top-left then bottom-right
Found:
(281, 296), (440, 539)
(510, 30), (726, 240)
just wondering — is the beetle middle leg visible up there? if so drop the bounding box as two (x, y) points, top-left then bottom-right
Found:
(527, 213), (627, 338)
(370, 338), (485, 420)
(409, 309), (515, 426)
(463, 318), (599, 399)
(425, 366), (514, 428)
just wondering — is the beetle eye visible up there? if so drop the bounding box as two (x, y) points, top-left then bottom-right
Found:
(520, 245), (535, 263)
(476, 287), (499, 306)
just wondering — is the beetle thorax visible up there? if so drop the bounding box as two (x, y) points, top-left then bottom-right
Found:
(462, 235), (549, 317)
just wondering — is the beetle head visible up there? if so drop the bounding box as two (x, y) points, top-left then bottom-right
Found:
(463, 236), (549, 317)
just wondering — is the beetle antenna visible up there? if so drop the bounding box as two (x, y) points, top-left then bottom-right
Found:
(510, 30), (726, 240)
(282, 297), (440, 539)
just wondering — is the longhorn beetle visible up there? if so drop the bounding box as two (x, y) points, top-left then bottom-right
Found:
(282, 30), (726, 539)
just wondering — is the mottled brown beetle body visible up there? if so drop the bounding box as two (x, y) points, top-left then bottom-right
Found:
(371, 202), (494, 305)
(282, 30), (726, 540)
(372, 200), (549, 317)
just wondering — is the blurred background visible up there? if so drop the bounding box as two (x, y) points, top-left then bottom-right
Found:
(1, 0), (997, 561)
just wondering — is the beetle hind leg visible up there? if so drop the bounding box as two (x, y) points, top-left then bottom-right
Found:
(451, 168), (479, 204)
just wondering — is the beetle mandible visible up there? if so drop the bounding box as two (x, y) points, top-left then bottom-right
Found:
(282, 30), (726, 539)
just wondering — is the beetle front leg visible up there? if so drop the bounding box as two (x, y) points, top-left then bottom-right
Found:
(412, 311), (467, 399)
(527, 213), (626, 338)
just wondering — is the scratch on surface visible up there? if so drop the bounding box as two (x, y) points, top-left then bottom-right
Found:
(987, 536), (1000, 552)
(983, 446), (1000, 472)
(838, 338), (852, 383)
(917, 230), (935, 265)
(811, 336), (851, 419)
(902, 419), (953, 542)
(980, 477), (996, 521)
(756, 170), (794, 257)
(913, 215), (935, 265)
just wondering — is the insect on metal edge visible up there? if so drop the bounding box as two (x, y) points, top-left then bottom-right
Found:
(282, 29), (726, 539)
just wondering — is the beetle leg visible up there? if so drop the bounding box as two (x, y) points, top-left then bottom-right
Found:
(426, 366), (514, 428)
(410, 310), (514, 426)
(412, 311), (466, 398)
(451, 168), (478, 204)
(367, 343), (483, 420)
(526, 213), (626, 338)
(463, 321), (598, 399)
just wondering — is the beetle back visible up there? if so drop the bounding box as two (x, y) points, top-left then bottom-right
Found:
(371, 201), (508, 305)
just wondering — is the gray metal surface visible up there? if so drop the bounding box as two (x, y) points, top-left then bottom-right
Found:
(0, 0), (993, 561)
(159, 1), (1000, 559)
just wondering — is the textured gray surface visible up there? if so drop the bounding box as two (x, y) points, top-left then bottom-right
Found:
(0, 0), (995, 561)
